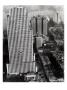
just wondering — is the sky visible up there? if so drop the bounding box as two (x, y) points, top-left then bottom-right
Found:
(3, 5), (64, 31)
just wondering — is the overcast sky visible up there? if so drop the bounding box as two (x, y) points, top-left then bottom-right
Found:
(3, 5), (64, 31)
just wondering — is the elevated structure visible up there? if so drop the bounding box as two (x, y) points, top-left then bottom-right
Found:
(43, 17), (48, 36)
(30, 15), (48, 37)
(30, 16), (37, 35)
(7, 7), (35, 74)
(37, 15), (42, 36)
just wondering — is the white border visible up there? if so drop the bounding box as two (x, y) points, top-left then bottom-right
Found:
(0, 0), (67, 90)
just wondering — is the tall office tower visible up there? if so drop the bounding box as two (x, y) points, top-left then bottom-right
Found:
(7, 7), (35, 74)
(37, 15), (42, 36)
(31, 16), (37, 36)
(43, 17), (48, 36)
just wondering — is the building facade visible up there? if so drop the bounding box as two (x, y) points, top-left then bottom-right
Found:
(30, 16), (37, 36)
(37, 15), (42, 36)
(30, 15), (48, 37)
(7, 7), (35, 74)
(43, 17), (48, 36)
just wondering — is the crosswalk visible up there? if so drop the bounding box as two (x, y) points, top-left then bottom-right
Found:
(7, 7), (35, 74)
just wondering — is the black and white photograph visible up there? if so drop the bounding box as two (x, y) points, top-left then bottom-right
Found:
(3, 5), (64, 82)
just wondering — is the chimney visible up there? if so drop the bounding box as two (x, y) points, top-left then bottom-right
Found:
(57, 12), (58, 23)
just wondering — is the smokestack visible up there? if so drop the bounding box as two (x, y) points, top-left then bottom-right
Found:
(57, 12), (58, 23)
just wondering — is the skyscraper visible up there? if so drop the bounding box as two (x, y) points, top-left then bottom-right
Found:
(31, 16), (37, 36)
(37, 15), (42, 36)
(30, 15), (48, 37)
(7, 7), (35, 74)
(43, 17), (48, 36)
